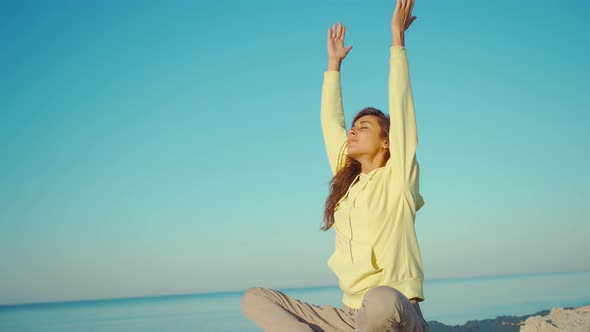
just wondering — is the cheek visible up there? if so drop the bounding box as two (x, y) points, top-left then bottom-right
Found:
(358, 135), (376, 148)
(366, 135), (382, 150)
(360, 134), (373, 142)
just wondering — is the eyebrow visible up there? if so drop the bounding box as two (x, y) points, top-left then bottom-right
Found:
(353, 120), (374, 127)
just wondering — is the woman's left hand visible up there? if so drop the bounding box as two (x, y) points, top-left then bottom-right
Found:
(391, 0), (417, 34)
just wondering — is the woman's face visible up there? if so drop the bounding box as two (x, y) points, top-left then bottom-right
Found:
(347, 115), (387, 159)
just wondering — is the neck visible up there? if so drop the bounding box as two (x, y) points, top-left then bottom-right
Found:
(356, 153), (387, 174)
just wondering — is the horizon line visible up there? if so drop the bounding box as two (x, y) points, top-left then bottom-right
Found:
(1, 268), (588, 308)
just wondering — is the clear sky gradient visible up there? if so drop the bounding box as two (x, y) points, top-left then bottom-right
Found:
(1, 0), (589, 305)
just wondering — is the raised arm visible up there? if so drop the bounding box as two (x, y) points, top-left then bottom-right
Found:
(321, 23), (353, 176)
(387, 46), (418, 187)
(386, 0), (425, 210)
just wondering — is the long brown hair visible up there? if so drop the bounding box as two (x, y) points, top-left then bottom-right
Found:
(321, 107), (391, 231)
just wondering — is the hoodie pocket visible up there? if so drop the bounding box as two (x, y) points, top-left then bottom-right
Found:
(327, 241), (384, 294)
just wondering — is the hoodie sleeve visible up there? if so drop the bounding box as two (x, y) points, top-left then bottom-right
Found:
(321, 71), (349, 176)
(386, 46), (425, 212)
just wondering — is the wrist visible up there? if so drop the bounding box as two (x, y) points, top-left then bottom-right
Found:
(327, 59), (342, 71)
(392, 31), (405, 47)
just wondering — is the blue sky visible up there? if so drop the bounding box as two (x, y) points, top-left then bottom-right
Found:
(1, 0), (588, 305)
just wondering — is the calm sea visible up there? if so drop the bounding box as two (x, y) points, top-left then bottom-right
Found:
(1, 270), (589, 332)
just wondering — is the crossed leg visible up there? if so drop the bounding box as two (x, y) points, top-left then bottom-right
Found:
(241, 286), (430, 332)
(356, 285), (430, 332)
(241, 287), (356, 332)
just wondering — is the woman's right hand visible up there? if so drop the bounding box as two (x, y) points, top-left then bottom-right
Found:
(327, 22), (353, 63)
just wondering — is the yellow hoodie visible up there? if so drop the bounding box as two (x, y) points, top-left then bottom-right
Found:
(320, 45), (426, 309)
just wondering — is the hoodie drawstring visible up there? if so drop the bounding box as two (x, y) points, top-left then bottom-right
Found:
(336, 171), (379, 263)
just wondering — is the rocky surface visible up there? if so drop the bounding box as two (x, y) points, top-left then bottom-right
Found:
(427, 304), (590, 332)
(520, 305), (590, 332)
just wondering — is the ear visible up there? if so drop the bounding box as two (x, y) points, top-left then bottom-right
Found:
(382, 139), (389, 150)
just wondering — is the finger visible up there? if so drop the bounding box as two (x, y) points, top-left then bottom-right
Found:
(342, 25), (346, 40)
(328, 26), (332, 39)
(409, 0), (415, 13)
(395, 0), (401, 10)
(339, 23), (344, 39)
(333, 23), (337, 38)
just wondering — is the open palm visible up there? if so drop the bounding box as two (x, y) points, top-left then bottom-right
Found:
(327, 22), (353, 61)
(392, 0), (417, 33)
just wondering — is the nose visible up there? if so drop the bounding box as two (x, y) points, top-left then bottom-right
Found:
(349, 128), (357, 136)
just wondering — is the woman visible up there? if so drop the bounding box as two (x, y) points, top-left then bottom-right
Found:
(241, 0), (429, 331)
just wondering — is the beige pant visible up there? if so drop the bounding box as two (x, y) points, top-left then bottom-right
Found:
(241, 285), (431, 332)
